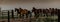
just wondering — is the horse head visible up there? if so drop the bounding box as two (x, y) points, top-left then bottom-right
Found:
(19, 8), (23, 11)
(52, 8), (54, 10)
(55, 8), (58, 11)
(32, 7), (36, 12)
(15, 8), (18, 12)
(48, 8), (52, 13)
(43, 9), (46, 14)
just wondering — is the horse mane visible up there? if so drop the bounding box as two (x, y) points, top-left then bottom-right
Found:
(15, 8), (19, 12)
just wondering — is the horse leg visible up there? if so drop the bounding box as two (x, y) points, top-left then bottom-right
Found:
(26, 14), (28, 18)
(29, 12), (32, 22)
(19, 14), (21, 18)
(37, 13), (39, 18)
(51, 13), (53, 16)
(34, 13), (38, 19)
(17, 13), (18, 18)
(29, 12), (32, 18)
(46, 13), (48, 17)
(17, 14), (20, 19)
(22, 14), (24, 19)
(17, 13), (19, 18)
(17, 13), (21, 19)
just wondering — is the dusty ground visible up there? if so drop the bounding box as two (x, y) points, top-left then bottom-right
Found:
(0, 15), (58, 22)
(0, 18), (31, 22)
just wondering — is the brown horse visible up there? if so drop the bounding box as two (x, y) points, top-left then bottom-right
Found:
(15, 8), (31, 18)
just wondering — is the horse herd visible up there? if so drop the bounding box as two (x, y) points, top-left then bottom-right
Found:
(15, 7), (59, 19)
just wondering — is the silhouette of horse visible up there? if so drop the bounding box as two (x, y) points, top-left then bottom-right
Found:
(15, 8), (31, 18)
(47, 8), (52, 16)
(43, 9), (46, 15)
(58, 9), (60, 16)
(32, 7), (42, 19)
(15, 8), (20, 16)
(51, 8), (55, 16)
(48, 8), (58, 16)
(44, 8), (49, 17)
(54, 8), (58, 16)
(32, 7), (58, 17)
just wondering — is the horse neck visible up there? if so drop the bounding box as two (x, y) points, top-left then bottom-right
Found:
(15, 9), (18, 12)
(16, 9), (20, 13)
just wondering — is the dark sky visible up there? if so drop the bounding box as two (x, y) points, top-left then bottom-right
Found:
(0, 0), (60, 10)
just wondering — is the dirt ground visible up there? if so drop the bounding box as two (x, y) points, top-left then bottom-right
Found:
(0, 16), (58, 22)
(0, 18), (31, 22)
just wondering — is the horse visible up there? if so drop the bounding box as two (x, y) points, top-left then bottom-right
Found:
(58, 9), (60, 16)
(15, 8), (20, 16)
(44, 8), (49, 17)
(51, 8), (55, 16)
(15, 8), (31, 19)
(48, 8), (57, 16)
(32, 7), (42, 19)
(54, 8), (58, 16)
(48, 8), (53, 16)
(43, 9), (46, 16)
(39, 9), (43, 16)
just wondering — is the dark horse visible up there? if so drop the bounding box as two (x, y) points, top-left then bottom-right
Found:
(32, 7), (42, 19)
(48, 8), (58, 16)
(54, 8), (58, 16)
(15, 8), (31, 19)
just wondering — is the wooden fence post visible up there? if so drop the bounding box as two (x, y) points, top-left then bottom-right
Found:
(11, 10), (14, 19)
(8, 11), (10, 22)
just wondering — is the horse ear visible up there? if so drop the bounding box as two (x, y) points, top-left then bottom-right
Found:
(49, 8), (51, 9)
(33, 7), (36, 9)
(15, 8), (17, 12)
(19, 8), (22, 9)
